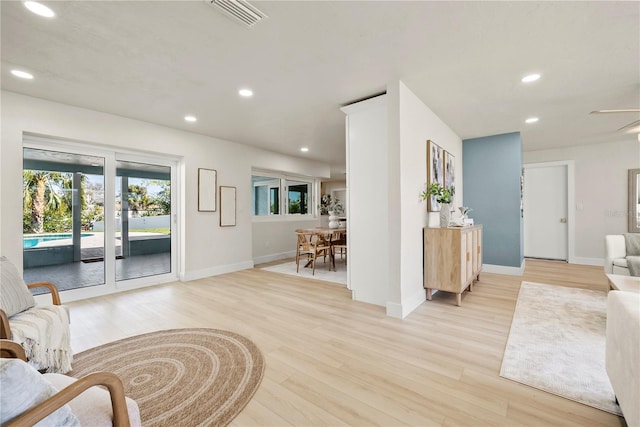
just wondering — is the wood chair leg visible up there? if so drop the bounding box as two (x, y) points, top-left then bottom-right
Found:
(332, 247), (335, 271)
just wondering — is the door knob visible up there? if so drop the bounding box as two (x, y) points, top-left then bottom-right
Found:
(560, 218), (567, 223)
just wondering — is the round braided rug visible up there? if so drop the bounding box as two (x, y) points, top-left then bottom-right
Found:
(69, 328), (265, 427)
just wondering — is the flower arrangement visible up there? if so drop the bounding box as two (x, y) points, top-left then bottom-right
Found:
(319, 194), (344, 215)
(421, 183), (455, 204)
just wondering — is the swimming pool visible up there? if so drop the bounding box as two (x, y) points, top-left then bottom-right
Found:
(23, 233), (94, 249)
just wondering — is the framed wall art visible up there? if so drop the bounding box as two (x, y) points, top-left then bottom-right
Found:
(426, 140), (444, 212)
(198, 168), (217, 212)
(629, 168), (640, 232)
(219, 186), (237, 227)
(444, 150), (455, 192)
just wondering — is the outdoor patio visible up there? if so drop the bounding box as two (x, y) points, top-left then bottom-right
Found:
(24, 232), (171, 292)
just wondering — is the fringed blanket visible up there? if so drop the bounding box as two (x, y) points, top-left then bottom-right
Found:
(625, 234), (640, 277)
(9, 305), (72, 373)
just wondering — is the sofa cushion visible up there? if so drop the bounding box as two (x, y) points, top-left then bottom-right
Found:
(45, 373), (142, 427)
(0, 358), (80, 426)
(606, 291), (640, 427)
(613, 258), (628, 268)
(0, 256), (36, 317)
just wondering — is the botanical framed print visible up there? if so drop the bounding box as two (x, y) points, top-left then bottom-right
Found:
(426, 140), (444, 212)
(219, 186), (236, 227)
(444, 151), (455, 192)
(198, 168), (217, 212)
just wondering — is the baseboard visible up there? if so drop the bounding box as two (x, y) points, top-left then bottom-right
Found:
(386, 301), (403, 318)
(386, 288), (427, 319)
(571, 257), (604, 266)
(482, 260), (525, 276)
(181, 260), (254, 282)
(253, 250), (296, 265)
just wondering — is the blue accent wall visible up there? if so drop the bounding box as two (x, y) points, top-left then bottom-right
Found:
(463, 132), (523, 268)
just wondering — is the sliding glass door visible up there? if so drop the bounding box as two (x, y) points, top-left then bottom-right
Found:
(115, 160), (172, 282)
(23, 147), (106, 292)
(22, 141), (177, 296)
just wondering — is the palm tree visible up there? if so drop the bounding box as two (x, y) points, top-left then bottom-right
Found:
(23, 171), (66, 233)
(127, 184), (152, 216)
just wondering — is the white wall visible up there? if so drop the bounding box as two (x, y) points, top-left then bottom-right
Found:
(1, 91), (330, 289)
(321, 180), (347, 196)
(392, 81), (463, 318)
(343, 81), (463, 318)
(342, 95), (390, 307)
(524, 139), (639, 264)
(252, 218), (320, 263)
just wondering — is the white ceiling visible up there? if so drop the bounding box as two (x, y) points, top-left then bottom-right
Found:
(2, 1), (639, 172)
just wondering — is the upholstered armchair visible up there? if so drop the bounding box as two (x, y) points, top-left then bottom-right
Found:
(0, 256), (72, 373)
(0, 340), (141, 427)
(604, 235), (630, 276)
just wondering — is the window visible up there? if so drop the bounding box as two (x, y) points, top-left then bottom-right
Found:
(252, 175), (280, 216)
(286, 180), (311, 214)
(270, 187), (280, 214)
(252, 172), (315, 217)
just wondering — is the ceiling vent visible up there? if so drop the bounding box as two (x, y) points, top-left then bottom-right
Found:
(205, 0), (267, 28)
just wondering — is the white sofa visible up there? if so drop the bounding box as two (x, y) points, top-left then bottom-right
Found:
(606, 290), (640, 427)
(605, 235), (630, 276)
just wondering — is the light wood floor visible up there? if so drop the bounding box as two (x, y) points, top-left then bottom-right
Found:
(68, 259), (625, 427)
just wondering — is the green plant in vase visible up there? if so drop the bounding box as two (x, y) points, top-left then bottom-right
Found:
(421, 183), (455, 227)
(421, 183), (454, 205)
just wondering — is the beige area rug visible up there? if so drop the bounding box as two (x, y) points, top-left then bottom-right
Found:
(500, 282), (621, 415)
(70, 328), (265, 426)
(261, 258), (347, 285)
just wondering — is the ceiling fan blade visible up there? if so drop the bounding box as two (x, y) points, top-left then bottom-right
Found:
(590, 109), (640, 114)
(617, 119), (640, 132)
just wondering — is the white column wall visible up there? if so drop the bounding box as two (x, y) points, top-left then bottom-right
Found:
(343, 82), (463, 318)
(341, 95), (390, 307)
(394, 81), (463, 318)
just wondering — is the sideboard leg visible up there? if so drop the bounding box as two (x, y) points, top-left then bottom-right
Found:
(426, 288), (432, 301)
(456, 293), (462, 306)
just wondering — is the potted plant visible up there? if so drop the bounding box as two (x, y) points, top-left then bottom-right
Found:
(319, 195), (344, 216)
(421, 183), (455, 227)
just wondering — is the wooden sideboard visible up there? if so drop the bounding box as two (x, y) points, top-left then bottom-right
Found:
(423, 225), (482, 306)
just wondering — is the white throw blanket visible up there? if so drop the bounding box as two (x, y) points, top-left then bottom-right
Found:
(9, 305), (73, 373)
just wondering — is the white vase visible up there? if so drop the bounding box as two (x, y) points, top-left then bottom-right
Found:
(439, 203), (451, 228)
(328, 211), (340, 228)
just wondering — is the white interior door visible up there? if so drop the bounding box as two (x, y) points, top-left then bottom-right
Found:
(524, 165), (568, 260)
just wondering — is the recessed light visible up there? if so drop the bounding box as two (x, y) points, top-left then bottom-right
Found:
(11, 69), (34, 79)
(521, 73), (541, 83)
(300, 147), (309, 152)
(238, 89), (253, 97)
(24, 1), (55, 18)
(525, 117), (539, 124)
(184, 115), (197, 122)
